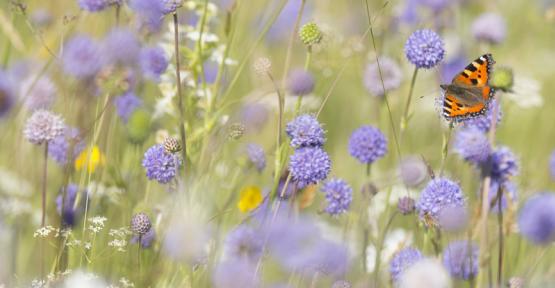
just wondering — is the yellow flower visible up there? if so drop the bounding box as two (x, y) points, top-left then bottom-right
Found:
(237, 186), (263, 213)
(75, 145), (106, 173)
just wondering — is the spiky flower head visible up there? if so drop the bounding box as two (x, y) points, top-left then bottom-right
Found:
(62, 35), (102, 78)
(453, 127), (491, 164)
(321, 178), (353, 216)
(389, 247), (423, 283)
(163, 136), (182, 154)
(287, 69), (315, 96)
(161, 0), (183, 14)
(23, 109), (64, 145)
(398, 197), (416, 215)
(289, 147), (331, 188)
(130, 212), (152, 236)
(299, 22), (323, 47)
(142, 144), (181, 184)
(404, 29), (445, 69)
(489, 146), (519, 184)
(253, 57), (272, 76)
(245, 143), (266, 172)
(490, 67), (514, 92)
(114, 92), (142, 123)
(518, 192), (555, 244)
(78, 0), (109, 12)
(416, 178), (465, 224)
(348, 125), (388, 164)
(140, 46), (169, 82)
(286, 114), (325, 148)
(102, 27), (141, 66)
(442, 240), (479, 280)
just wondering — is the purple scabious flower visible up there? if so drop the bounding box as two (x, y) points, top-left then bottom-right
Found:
(306, 240), (349, 277)
(389, 247), (423, 283)
(245, 143), (266, 172)
(550, 151), (555, 180)
(129, 0), (165, 31)
(518, 192), (555, 244)
(0, 70), (15, 118)
(462, 99), (502, 132)
(286, 114), (325, 148)
(212, 258), (260, 288)
(140, 46), (169, 81)
(78, 0), (109, 12)
(488, 181), (518, 214)
(321, 178), (353, 216)
(114, 92), (142, 122)
(23, 109), (65, 145)
(56, 184), (81, 226)
(489, 146), (519, 184)
(363, 56), (403, 97)
(20, 76), (57, 110)
(443, 240), (479, 280)
(348, 125), (388, 164)
(161, 0), (181, 15)
(142, 144), (181, 184)
(398, 156), (428, 187)
(471, 13), (507, 45)
(287, 69), (315, 96)
(289, 147), (331, 188)
(62, 35), (102, 78)
(102, 28), (141, 66)
(224, 225), (263, 262)
(404, 29), (445, 69)
(416, 178), (465, 222)
(438, 205), (468, 232)
(453, 127), (491, 164)
(131, 227), (156, 248)
(48, 126), (85, 165)
(440, 55), (467, 83)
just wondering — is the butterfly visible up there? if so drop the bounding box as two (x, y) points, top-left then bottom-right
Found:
(440, 54), (496, 121)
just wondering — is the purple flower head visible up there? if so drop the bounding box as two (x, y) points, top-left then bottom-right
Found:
(245, 143), (266, 172)
(398, 156), (428, 187)
(550, 151), (555, 180)
(489, 146), (519, 184)
(286, 114), (325, 148)
(142, 144), (181, 184)
(48, 126), (85, 165)
(363, 56), (403, 97)
(321, 178), (353, 216)
(518, 192), (555, 245)
(287, 69), (315, 96)
(453, 127), (491, 164)
(462, 99), (502, 132)
(114, 92), (142, 122)
(416, 178), (465, 223)
(140, 46), (169, 81)
(348, 125), (388, 164)
(0, 70), (15, 118)
(62, 35), (102, 78)
(417, 0), (457, 11)
(56, 184), (81, 226)
(289, 147), (331, 188)
(266, 0), (312, 42)
(161, 0), (181, 15)
(306, 240), (349, 277)
(389, 247), (423, 283)
(224, 225), (263, 262)
(102, 28), (141, 66)
(20, 76), (56, 110)
(443, 240), (479, 280)
(438, 205), (468, 232)
(240, 103), (269, 133)
(472, 13), (507, 45)
(78, 0), (109, 12)
(131, 227), (156, 248)
(23, 109), (65, 145)
(129, 0), (165, 31)
(404, 29), (445, 69)
(440, 55), (467, 83)
(212, 258), (260, 288)
(398, 197), (416, 215)
(487, 181), (518, 214)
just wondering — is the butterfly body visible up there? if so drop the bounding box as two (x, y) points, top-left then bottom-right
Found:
(441, 54), (496, 121)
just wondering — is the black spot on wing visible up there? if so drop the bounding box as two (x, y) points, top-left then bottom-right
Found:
(475, 58), (484, 65)
(466, 64), (478, 72)
(471, 78), (478, 85)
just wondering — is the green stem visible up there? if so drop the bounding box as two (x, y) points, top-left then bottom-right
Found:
(439, 122), (454, 176)
(304, 48), (312, 71)
(373, 212), (397, 286)
(173, 13), (188, 175)
(400, 67), (419, 137)
(497, 187), (504, 287)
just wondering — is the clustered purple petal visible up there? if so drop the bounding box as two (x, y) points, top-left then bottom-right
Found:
(416, 178), (465, 222)
(453, 127), (491, 164)
(289, 147), (331, 188)
(363, 56), (403, 97)
(462, 99), (502, 132)
(404, 29), (445, 69)
(212, 258), (260, 288)
(56, 184), (81, 226)
(245, 143), (266, 172)
(62, 35), (102, 78)
(518, 192), (555, 245)
(489, 146), (519, 184)
(131, 227), (156, 248)
(140, 46), (169, 81)
(398, 156), (428, 187)
(142, 144), (181, 184)
(472, 13), (507, 44)
(438, 205), (468, 232)
(102, 28), (141, 66)
(114, 92), (142, 122)
(287, 69), (315, 96)
(443, 240), (479, 279)
(286, 114), (325, 148)
(348, 125), (388, 164)
(48, 126), (85, 165)
(389, 247), (423, 283)
(129, 0), (166, 31)
(321, 178), (353, 216)
(224, 225), (264, 262)
(23, 109), (65, 145)
(78, 0), (109, 12)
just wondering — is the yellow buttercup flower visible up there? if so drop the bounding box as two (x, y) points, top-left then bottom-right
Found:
(75, 145), (106, 173)
(237, 186), (263, 213)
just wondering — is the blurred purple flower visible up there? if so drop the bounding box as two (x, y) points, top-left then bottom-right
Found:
(203, 61), (219, 84)
(417, 0), (458, 12)
(416, 178), (465, 223)
(442, 240), (479, 280)
(140, 46), (169, 81)
(23, 109), (65, 145)
(224, 225), (263, 262)
(287, 69), (315, 96)
(321, 178), (353, 216)
(348, 125), (388, 164)
(142, 144), (181, 184)
(266, 1), (312, 42)
(48, 126), (85, 165)
(62, 35), (102, 78)
(363, 56), (403, 97)
(289, 147), (331, 188)
(398, 197), (416, 215)
(131, 227), (156, 248)
(453, 127), (491, 164)
(398, 156), (428, 187)
(114, 92), (142, 122)
(102, 28), (141, 66)
(20, 76), (56, 110)
(245, 143), (266, 172)
(56, 184), (81, 226)
(489, 146), (519, 184)
(286, 114), (325, 148)
(518, 192), (555, 244)
(240, 103), (269, 133)
(462, 99), (502, 132)
(550, 151), (555, 180)
(438, 205), (468, 232)
(0, 70), (15, 118)
(389, 247), (423, 283)
(78, 0), (109, 12)
(212, 258), (260, 288)
(404, 29), (445, 69)
(306, 240), (349, 277)
(440, 55), (467, 83)
(129, 0), (165, 31)
(472, 13), (507, 44)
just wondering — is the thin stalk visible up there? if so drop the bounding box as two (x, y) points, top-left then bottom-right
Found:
(497, 187), (504, 286)
(173, 13), (188, 175)
(439, 122), (454, 176)
(400, 67), (419, 138)
(304, 48), (312, 71)
(115, 4), (120, 26)
(41, 143), (49, 227)
(373, 211), (397, 286)
(268, 72), (285, 199)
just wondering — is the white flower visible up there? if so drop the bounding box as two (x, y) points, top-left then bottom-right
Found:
(398, 259), (452, 288)
(505, 74), (543, 108)
(118, 278), (135, 288)
(34, 226), (56, 238)
(63, 270), (105, 288)
(88, 216), (107, 233)
(108, 239), (127, 252)
(31, 279), (46, 288)
(364, 228), (414, 273)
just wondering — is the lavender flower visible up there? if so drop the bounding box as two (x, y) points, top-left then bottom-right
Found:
(289, 147), (331, 188)
(472, 13), (507, 44)
(56, 184), (80, 226)
(48, 126), (85, 165)
(453, 127), (491, 164)
(142, 144), (181, 184)
(114, 92), (142, 122)
(20, 76), (56, 110)
(286, 114), (325, 148)
(348, 125), (388, 164)
(140, 46), (169, 81)
(161, 0), (182, 15)
(437, 205), (468, 232)
(489, 146), (519, 184)
(550, 151), (555, 180)
(131, 227), (156, 248)
(307, 240), (349, 276)
(0, 70), (15, 118)
(62, 35), (102, 78)
(287, 69), (315, 96)
(462, 99), (502, 132)
(398, 197), (416, 215)
(398, 156), (428, 187)
(130, 213), (152, 235)
(363, 56), (403, 97)
(487, 181), (518, 214)
(224, 225), (263, 262)
(129, 0), (165, 31)
(78, 0), (109, 12)
(404, 29), (445, 69)
(245, 143), (266, 172)
(266, 0), (312, 42)
(212, 258), (260, 288)
(23, 109), (65, 145)
(389, 247), (423, 283)
(102, 28), (141, 66)
(416, 178), (465, 223)
(321, 178), (353, 216)
(518, 192), (555, 244)
(440, 55), (468, 83)
(442, 240), (479, 280)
